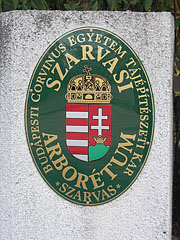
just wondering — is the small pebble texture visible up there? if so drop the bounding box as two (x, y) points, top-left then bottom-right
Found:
(0, 11), (174, 240)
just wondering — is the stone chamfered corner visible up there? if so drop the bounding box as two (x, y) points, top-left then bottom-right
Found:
(0, 11), (174, 240)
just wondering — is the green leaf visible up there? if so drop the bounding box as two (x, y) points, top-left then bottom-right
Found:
(0, 0), (2, 12)
(174, 91), (180, 97)
(137, 1), (144, 11)
(45, 0), (50, 8)
(93, 1), (98, 10)
(107, 0), (115, 10)
(176, 18), (180, 28)
(144, 0), (153, 10)
(22, 0), (31, 10)
(22, 0), (28, 5)
(160, 5), (168, 10)
(64, 0), (81, 10)
(12, 0), (20, 9)
(31, 0), (38, 9)
(175, 49), (180, 60)
(90, 1), (98, 10)
(117, 0), (123, 11)
(3, 0), (14, 11)
(73, 2), (81, 10)
(151, 0), (159, 11)
(64, 3), (71, 10)
(130, 0), (139, 5)
(176, 59), (180, 71)
(165, 0), (169, 8)
(50, 0), (61, 10)
(31, 0), (48, 10)
(123, 0), (128, 4)
(177, 0), (180, 9)
(97, 0), (105, 10)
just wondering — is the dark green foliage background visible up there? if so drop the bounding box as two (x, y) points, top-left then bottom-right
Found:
(0, 0), (179, 235)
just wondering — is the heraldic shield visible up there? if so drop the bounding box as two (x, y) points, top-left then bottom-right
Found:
(65, 66), (112, 162)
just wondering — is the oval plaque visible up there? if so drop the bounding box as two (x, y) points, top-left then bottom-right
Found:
(25, 27), (154, 206)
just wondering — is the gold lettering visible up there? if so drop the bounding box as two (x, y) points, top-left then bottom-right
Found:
(44, 55), (55, 68)
(51, 62), (68, 81)
(65, 53), (80, 69)
(95, 34), (102, 43)
(125, 57), (136, 68)
(102, 57), (118, 74)
(110, 154), (128, 167)
(73, 190), (81, 201)
(139, 129), (148, 137)
(31, 126), (39, 133)
(42, 133), (58, 146)
(114, 45), (127, 58)
(31, 93), (40, 103)
(117, 82), (133, 93)
(128, 159), (137, 168)
(132, 152), (143, 162)
(137, 86), (145, 94)
(65, 186), (76, 198)
(51, 48), (61, 58)
(100, 163), (117, 180)
(83, 192), (92, 202)
(34, 139), (42, 147)
(118, 132), (136, 153)
(101, 189), (110, 200)
(43, 164), (53, 174)
(75, 173), (88, 190)
(113, 69), (129, 84)
(140, 107), (149, 114)
(103, 36), (111, 46)
(91, 191), (101, 201)
(89, 172), (104, 190)
(81, 45), (95, 60)
(36, 76), (45, 85)
(134, 79), (144, 87)
(46, 78), (61, 92)
(97, 46), (110, 62)
(67, 35), (76, 46)
(32, 133), (40, 141)
(140, 121), (148, 129)
(46, 143), (62, 160)
(36, 147), (45, 157)
(58, 43), (66, 52)
(52, 154), (68, 171)
(109, 40), (118, 50)
(59, 183), (68, 193)
(86, 33), (94, 42)
(39, 156), (48, 165)
(77, 33), (85, 43)
(62, 166), (77, 181)
(123, 167), (134, 176)
(107, 185), (116, 196)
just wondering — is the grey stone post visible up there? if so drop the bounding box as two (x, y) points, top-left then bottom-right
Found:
(0, 11), (174, 240)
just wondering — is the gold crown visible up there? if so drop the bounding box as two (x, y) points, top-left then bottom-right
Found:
(93, 136), (107, 144)
(65, 65), (112, 103)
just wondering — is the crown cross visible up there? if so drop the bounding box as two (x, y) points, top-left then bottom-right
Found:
(83, 65), (92, 75)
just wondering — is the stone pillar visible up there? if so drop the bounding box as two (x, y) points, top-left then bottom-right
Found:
(0, 11), (174, 240)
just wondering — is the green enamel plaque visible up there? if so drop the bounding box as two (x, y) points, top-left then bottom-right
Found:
(25, 27), (154, 206)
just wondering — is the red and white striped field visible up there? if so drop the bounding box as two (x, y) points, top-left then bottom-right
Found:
(66, 103), (111, 162)
(66, 104), (89, 162)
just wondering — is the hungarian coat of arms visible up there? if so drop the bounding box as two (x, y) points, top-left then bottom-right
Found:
(65, 66), (112, 162)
